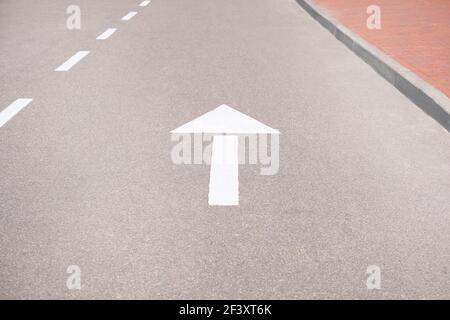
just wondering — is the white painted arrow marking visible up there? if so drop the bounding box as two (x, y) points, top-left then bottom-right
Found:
(172, 104), (279, 134)
(171, 104), (279, 206)
(209, 135), (239, 206)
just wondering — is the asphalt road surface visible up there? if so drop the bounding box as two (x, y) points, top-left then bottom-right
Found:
(1, 0), (449, 299)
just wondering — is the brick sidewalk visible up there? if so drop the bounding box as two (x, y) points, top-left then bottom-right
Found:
(313, 0), (450, 98)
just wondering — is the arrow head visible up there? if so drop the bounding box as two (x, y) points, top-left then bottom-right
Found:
(171, 104), (280, 134)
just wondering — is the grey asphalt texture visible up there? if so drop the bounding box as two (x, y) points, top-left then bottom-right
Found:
(0, 0), (449, 299)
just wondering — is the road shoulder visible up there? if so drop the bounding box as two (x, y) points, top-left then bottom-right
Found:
(295, 0), (450, 133)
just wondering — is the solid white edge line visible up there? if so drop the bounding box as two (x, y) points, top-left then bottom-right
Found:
(96, 28), (117, 40)
(122, 11), (138, 21)
(55, 51), (90, 72)
(0, 99), (33, 128)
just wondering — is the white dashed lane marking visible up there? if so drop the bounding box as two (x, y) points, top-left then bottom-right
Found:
(122, 11), (138, 21)
(139, 0), (151, 7)
(96, 28), (117, 40)
(55, 51), (90, 72)
(3, 3), (150, 129)
(0, 99), (33, 128)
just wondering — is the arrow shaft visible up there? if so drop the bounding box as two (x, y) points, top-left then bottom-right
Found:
(208, 135), (239, 206)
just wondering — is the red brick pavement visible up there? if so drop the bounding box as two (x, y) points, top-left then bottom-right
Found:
(313, 0), (450, 97)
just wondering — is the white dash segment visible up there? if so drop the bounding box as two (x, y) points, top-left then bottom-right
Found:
(208, 135), (239, 206)
(96, 28), (117, 40)
(55, 51), (90, 71)
(139, 0), (151, 6)
(0, 99), (33, 128)
(122, 11), (138, 21)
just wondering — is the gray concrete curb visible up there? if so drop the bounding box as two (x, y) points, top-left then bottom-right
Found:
(296, 0), (450, 132)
